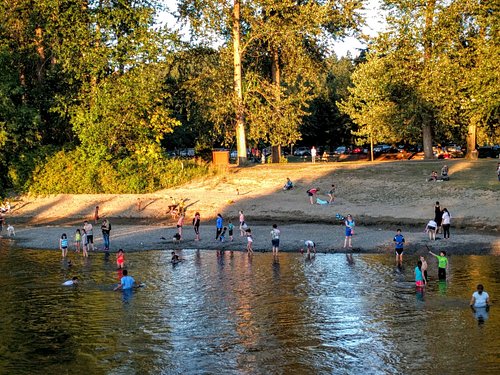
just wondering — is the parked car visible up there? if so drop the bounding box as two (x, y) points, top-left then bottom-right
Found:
(373, 144), (391, 153)
(294, 147), (311, 156)
(333, 146), (348, 155)
(179, 148), (195, 157)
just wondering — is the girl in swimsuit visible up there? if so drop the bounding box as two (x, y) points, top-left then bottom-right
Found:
(116, 249), (125, 269)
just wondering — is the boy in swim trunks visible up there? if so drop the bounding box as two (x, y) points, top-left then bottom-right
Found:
(393, 229), (405, 266)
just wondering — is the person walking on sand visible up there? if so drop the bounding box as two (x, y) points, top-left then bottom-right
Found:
(193, 212), (201, 241)
(271, 224), (280, 256)
(328, 184), (336, 204)
(393, 229), (405, 267)
(429, 250), (448, 280)
(343, 214), (355, 248)
(101, 218), (111, 251)
(246, 228), (253, 254)
(228, 220), (234, 241)
(177, 214), (184, 240)
(425, 219), (437, 240)
(307, 187), (320, 205)
(60, 233), (69, 258)
(239, 210), (246, 236)
(83, 220), (94, 252)
(311, 146), (317, 163)
(216, 213), (224, 240)
(441, 208), (451, 239)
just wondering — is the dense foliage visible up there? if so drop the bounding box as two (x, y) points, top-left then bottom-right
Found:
(0, 0), (498, 195)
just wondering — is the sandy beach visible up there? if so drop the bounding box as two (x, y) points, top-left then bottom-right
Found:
(2, 159), (499, 254)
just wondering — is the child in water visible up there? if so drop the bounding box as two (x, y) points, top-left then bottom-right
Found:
(171, 251), (180, 263)
(415, 260), (425, 287)
(82, 229), (88, 257)
(60, 233), (69, 258)
(219, 226), (227, 242)
(429, 250), (448, 280)
(74, 229), (81, 253)
(116, 249), (125, 269)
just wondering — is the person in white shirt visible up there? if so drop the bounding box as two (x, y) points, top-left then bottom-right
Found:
(470, 284), (490, 310)
(62, 277), (79, 286)
(441, 208), (451, 239)
(425, 219), (437, 240)
(311, 146), (317, 163)
(270, 224), (280, 256)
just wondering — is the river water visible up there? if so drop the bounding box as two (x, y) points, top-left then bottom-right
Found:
(0, 242), (498, 374)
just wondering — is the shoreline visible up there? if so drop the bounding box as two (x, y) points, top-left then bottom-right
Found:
(2, 223), (499, 256)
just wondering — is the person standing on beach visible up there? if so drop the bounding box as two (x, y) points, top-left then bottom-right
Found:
(311, 146), (317, 163)
(177, 214), (184, 240)
(83, 220), (94, 252)
(328, 184), (336, 204)
(497, 162), (500, 182)
(441, 208), (451, 239)
(343, 214), (355, 248)
(246, 228), (253, 254)
(193, 212), (201, 241)
(425, 219), (437, 240)
(271, 224), (280, 256)
(307, 188), (320, 205)
(393, 229), (405, 267)
(434, 201), (443, 234)
(429, 250), (448, 280)
(94, 206), (100, 224)
(239, 210), (246, 236)
(228, 220), (234, 241)
(216, 213), (223, 240)
(101, 218), (111, 251)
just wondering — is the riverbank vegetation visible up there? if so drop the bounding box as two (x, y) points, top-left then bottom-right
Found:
(0, 0), (498, 195)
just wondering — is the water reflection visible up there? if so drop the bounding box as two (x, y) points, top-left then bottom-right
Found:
(0, 241), (499, 374)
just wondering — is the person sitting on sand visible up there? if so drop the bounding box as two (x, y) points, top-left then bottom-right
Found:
(427, 171), (438, 182)
(283, 178), (294, 191)
(440, 165), (449, 181)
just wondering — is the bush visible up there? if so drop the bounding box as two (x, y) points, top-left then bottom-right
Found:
(29, 148), (214, 194)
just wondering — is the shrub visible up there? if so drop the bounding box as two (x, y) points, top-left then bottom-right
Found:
(29, 148), (214, 194)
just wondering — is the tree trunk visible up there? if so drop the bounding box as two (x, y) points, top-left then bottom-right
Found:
(422, 122), (433, 159)
(422, 0), (436, 160)
(35, 25), (45, 82)
(465, 121), (478, 159)
(233, 0), (247, 166)
(271, 47), (280, 163)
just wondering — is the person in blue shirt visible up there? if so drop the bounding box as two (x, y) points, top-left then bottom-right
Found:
(114, 269), (136, 291)
(393, 229), (405, 267)
(60, 233), (69, 258)
(215, 213), (223, 240)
